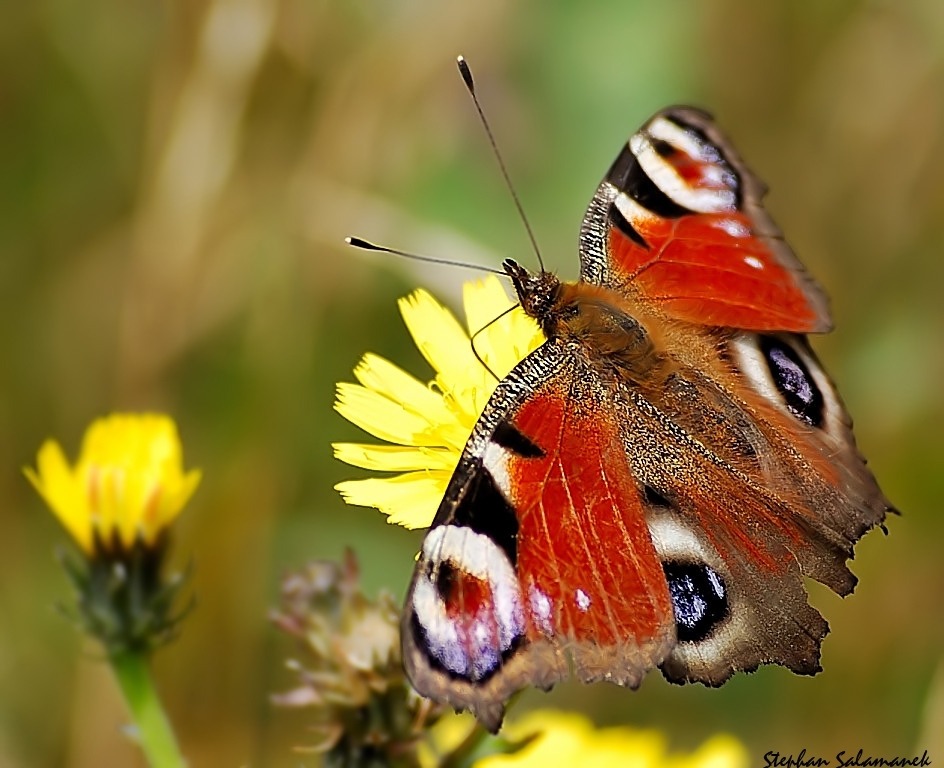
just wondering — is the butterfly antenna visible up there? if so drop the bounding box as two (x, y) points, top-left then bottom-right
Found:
(469, 302), (522, 383)
(345, 236), (504, 275)
(456, 56), (545, 273)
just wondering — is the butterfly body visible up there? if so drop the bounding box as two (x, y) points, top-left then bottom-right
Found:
(401, 107), (893, 732)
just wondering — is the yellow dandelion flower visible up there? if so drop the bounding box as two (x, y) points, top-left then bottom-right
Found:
(466, 710), (748, 768)
(25, 413), (201, 557)
(333, 275), (544, 529)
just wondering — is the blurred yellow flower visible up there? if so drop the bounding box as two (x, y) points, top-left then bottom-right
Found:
(333, 276), (543, 529)
(25, 413), (201, 557)
(423, 710), (748, 768)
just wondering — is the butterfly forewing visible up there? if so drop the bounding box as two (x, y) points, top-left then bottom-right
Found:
(402, 344), (676, 732)
(580, 107), (832, 333)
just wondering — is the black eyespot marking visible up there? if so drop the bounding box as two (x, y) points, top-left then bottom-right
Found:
(760, 336), (824, 427)
(451, 462), (519, 564)
(643, 485), (673, 508)
(605, 147), (693, 219)
(652, 138), (677, 158)
(625, 157), (693, 219)
(663, 561), (728, 643)
(493, 421), (544, 458)
(608, 200), (650, 249)
(435, 560), (457, 599)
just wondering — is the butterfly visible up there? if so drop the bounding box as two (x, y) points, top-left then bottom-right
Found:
(399, 105), (894, 732)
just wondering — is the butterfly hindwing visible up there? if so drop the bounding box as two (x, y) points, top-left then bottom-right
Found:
(611, 348), (851, 685)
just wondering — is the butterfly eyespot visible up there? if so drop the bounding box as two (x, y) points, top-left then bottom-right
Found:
(663, 561), (729, 643)
(412, 525), (526, 683)
(759, 336), (824, 427)
(434, 560), (458, 597)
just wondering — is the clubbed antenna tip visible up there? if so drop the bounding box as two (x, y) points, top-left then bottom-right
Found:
(456, 55), (474, 94)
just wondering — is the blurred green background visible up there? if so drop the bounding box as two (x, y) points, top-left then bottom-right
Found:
(2, 0), (943, 765)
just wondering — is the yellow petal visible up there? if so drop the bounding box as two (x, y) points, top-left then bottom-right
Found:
(24, 440), (92, 554)
(352, 353), (453, 424)
(667, 735), (748, 768)
(147, 468), (202, 547)
(334, 279), (545, 528)
(334, 471), (450, 529)
(333, 442), (458, 473)
(346, 352), (470, 449)
(462, 276), (516, 334)
(400, 290), (489, 398)
(476, 710), (591, 767)
(588, 728), (665, 768)
(335, 383), (444, 447)
(24, 414), (199, 557)
(463, 276), (544, 379)
(472, 709), (747, 768)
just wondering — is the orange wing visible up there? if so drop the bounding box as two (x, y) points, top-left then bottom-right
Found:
(579, 107), (832, 333)
(401, 343), (675, 732)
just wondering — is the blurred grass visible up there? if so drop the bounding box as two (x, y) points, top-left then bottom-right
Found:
(1, 0), (943, 765)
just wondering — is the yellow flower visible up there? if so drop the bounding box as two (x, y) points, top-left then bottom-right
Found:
(25, 413), (201, 557)
(423, 710), (748, 768)
(333, 275), (544, 529)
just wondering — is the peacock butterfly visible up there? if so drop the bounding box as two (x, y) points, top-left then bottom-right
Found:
(399, 84), (894, 732)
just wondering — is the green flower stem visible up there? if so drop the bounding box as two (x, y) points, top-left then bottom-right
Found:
(110, 650), (187, 768)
